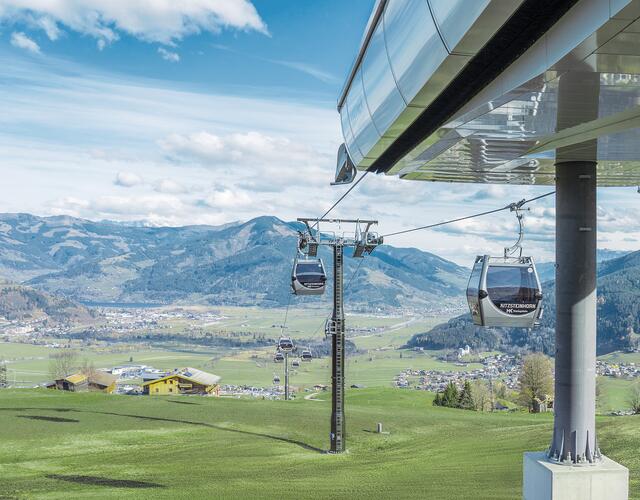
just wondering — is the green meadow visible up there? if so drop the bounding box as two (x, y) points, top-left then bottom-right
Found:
(0, 389), (638, 499)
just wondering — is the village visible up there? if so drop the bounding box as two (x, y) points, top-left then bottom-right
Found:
(394, 352), (522, 392)
(394, 352), (640, 393)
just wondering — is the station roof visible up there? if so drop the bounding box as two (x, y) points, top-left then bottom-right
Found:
(338, 0), (640, 186)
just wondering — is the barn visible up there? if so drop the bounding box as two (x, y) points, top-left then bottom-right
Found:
(53, 372), (116, 393)
(88, 371), (117, 393)
(54, 373), (88, 392)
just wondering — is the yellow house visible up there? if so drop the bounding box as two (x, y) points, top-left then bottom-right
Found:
(142, 367), (220, 396)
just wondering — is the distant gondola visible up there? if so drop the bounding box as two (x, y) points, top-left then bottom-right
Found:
(291, 256), (327, 295)
(292, 359), (300, 368)
(274, 352), (285, 363)
(301, 349), (313, 362)
(466, 255), (543, 328)
(278, 336), (294, 352)
(273, 375), (281, 384)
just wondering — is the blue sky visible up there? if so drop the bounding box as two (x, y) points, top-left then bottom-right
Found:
(0, 0), (638, 265)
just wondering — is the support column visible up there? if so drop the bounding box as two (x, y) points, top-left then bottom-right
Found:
(549, 160), (598, 464)
(523, 68), (628, 499)
(284, 351), (289, 401)
(330, 243), (345, 453)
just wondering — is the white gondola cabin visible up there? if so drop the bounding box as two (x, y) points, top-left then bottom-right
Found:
(467, 255), (543, 328)
(291, 256), (327, 295)
(277, 336), (294, 352)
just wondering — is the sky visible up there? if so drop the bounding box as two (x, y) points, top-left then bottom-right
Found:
(0, 0), (639, 265)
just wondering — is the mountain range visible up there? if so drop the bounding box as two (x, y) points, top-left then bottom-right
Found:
(0, 213), (469, 312)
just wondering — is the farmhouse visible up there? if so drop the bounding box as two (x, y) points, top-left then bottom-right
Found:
(142, 367), (220, 396)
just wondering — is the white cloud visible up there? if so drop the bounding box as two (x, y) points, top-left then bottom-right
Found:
(0, 0), (268, 47)
(114, 171), (143, 187)
(35, 16), (62, 41)
(158, 47), (180, 63)
(202, 188), (253, 210)
(154, 178), (188, 194)
(211, 44), (338, 85)
(10, 31), (40, 54)
(160, 130), (317, 167)
(271, 60), (339, 84)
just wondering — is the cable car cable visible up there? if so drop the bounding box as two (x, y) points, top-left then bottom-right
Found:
(380, 190), (555, 238)
(311, 171), (370, 228)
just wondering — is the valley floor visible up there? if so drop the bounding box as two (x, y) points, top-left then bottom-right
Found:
(0, 389), (638, 499)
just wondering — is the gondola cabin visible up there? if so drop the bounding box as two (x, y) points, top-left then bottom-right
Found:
(278, 337), (294, 352)
(301, 350), (313, 362)
(291, 257), (327, 295)
(467, 255), (542, 328)
(292, 359), (300, 368)
(273, 375), (280, 384)
(274, 352), (285, 363)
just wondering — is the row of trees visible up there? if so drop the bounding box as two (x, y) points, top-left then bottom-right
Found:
(433, 379), (508, 412)
(433, 353), (554, 412)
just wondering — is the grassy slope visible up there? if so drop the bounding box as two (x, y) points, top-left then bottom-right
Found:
(0, 389), (638, 500)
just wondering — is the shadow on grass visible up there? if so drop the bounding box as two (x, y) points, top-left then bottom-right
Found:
(166, 400), (201, 406)
(1, 406), (325, 453)
(19, 415), (79, 423)
(46, 474), (164, 489)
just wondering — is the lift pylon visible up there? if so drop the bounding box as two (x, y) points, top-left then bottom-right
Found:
(296, 218), (382, 453)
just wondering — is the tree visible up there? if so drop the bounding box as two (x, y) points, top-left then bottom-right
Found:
(49, 350), (79, 379)
(518, 353), (554, 411)
(440, 382), (459, 408)
(79, 359), (97, 379)
(432, 392), (442, 406)
(458, 380), (474, 410)
(471, 380), (493, 412)
(627, 383), (640, 414)
(494, 381), (508, 400)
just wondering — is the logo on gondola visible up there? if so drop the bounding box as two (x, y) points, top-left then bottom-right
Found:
(500, 303), (536, 315)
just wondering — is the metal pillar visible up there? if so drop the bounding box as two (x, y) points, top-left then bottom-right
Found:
(0, 363), (6, 388)
(548, 66), (601, 465)
(549, 160), (599, 464)
(330, 243), (345, 453)
(284, 351), (290, 401)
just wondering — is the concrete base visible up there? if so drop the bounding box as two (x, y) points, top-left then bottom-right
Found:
(523, 452), (628, 500)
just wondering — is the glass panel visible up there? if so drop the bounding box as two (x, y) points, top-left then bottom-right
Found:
(362, 20), (406, 134)
(297, 262), (324, 275)
(429, 0), (489, 52)
(347, 69), (381, 157)
(299, 274), (325, 285)
(486, 265), (538, 315)
(340, 106), (363, 164)
(466, 259), (483, 302)
(384, 0), (448, 104)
